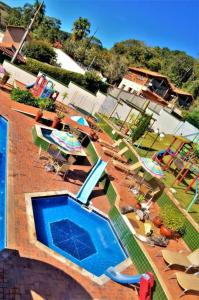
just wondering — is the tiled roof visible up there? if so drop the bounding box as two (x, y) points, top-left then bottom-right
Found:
(128, 66), (193, 98)
(128, 66), (168, 79)
(0, 43), (25, 63)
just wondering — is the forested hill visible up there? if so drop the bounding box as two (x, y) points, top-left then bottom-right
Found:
(2, 0), (199, 102)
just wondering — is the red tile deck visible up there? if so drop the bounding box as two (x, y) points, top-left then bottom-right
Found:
(0, 89), (197, 300)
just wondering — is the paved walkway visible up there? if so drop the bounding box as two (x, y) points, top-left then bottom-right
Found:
(0, 90), (197, 299)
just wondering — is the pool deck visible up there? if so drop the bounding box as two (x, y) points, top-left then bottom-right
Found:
(0, 89), (197, 300)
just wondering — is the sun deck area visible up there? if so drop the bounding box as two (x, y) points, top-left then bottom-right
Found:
(0, 89), (198, 300)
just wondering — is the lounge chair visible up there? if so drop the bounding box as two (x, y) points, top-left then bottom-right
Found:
(170, 272), (199, 297)
(112, 159), (138, 176)
(159, 248), (199, 272)
(102, 146), (128, 163)
(99, 139), (122, 151)
(54, 156), (76, 180)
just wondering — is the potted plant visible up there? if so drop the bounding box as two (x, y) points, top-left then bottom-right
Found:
(35, 99), (47, 122)
(90, 130), (98, 141)
(135, 194), (145, 209)
(52, 111), (65, 128)
(160, 204), (185, 238)
(153, 216), (163, 228)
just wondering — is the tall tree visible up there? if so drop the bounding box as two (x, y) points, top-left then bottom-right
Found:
(72, 17), (91, 41)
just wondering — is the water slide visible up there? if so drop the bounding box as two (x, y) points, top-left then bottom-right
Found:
(26, 82), (35, 89)
(156, 149), (174, 160)
(106, 267), (154, 300)
(76, 158), (107, 204)
(105, 267), (148, 284)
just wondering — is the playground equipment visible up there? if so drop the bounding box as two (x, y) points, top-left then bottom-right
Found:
(76, 158), (107, 205)
(26, 73), (59, 101)
(154, 136), (192, 170)
(186, 177), (198, 212)
(105, 267), (154, 300)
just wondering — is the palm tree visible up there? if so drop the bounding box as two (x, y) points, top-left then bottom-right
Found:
(72, 17), (91, 41)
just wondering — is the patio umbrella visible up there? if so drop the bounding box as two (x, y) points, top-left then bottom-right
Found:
(51, 130), (82, 152)
(138, 157), (164, 179)
(71, 115), (89, 127)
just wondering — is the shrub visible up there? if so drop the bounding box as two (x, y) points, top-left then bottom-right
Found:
(22, 58), (108, 94)
(23, 40), (57, 65)
(11, 88), (37, 107)
(130, 113), (152, 142)
(160, 203), (186, 235)
(11, 88), (56, 112)
(37, 97), (55, 112)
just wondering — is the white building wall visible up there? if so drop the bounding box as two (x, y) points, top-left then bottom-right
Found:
(54, 49), (85, 75)
(118, 78), (143, 92)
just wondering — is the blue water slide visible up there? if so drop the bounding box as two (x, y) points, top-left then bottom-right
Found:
(26, 82), (35, 89)
(157, 149), (174, 158)
(76, 158), (107, 204)
(105, 267), (148, 284)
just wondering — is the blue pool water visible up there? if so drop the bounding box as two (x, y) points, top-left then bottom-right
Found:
(32, 195), (127, 276)
(0, 116), (8, 250)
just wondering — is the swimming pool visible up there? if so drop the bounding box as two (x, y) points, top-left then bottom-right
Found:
(0, 116), (8, 250)
(32, 195), (127, 277)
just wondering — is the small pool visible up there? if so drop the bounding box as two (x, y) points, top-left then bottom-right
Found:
(32, 195), (127, 276)
(0, 116), (8, 250)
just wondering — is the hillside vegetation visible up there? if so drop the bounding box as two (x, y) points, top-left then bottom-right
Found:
(3, 1), (199, 127)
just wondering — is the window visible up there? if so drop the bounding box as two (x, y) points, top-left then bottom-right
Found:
(121, 84), (125, 89)
(128, 87), (132, 93)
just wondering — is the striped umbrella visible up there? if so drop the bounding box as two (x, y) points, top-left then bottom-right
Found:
(71, 115), (89, 127)
(138, 157), (164, 179)
(51, 130), (82, 152)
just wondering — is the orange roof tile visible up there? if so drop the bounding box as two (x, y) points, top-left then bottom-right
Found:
(128, 66), (168, 79)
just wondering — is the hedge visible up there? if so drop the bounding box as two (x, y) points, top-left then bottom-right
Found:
(22, 58), (108, 94)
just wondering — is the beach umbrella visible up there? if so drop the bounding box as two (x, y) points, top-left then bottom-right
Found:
(138, 157), (164, 179)
(51, 130), (82, 152)
(71, 115), (89, 127)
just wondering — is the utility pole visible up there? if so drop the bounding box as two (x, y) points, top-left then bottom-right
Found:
(11, 1), (44, 64)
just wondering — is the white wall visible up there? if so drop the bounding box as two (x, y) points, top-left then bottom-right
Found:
(3, 60), (36, 85)
(152, 109), (199, 142)
(54, 49), (86, 75)
(63, 82), (107, 115)
(118, 78), (143, 92)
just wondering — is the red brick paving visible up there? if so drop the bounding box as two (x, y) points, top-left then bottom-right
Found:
(0, 89), (198, 299)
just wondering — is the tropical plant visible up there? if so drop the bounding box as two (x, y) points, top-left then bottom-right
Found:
(72, 17), (91, 41)
(160, 203), (186, 235)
